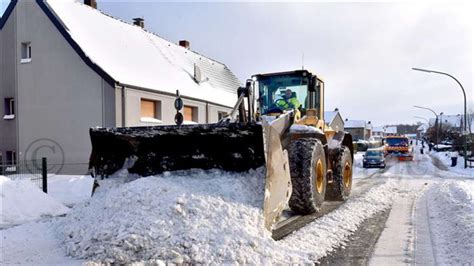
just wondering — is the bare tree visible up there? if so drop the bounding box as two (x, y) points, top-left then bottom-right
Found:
(467, 108), (473, 135)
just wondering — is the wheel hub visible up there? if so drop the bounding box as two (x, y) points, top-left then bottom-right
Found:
(315, 159), (324, 193)
(343, 161), (352, 187)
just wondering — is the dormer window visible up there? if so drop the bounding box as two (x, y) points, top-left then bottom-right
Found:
(21, 42), (32, 63)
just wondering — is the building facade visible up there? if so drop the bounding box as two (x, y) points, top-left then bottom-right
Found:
(344, 119), (372, 140)
(324, 110), (344, 132)
(0, 0), (240, 172)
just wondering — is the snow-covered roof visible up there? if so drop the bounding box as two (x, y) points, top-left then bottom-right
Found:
(372, 126), (384, 133)
(344, 120), (366, 128)
(324, 111), (338, 124)
(384, 126), (397, 134)
(45, 0), (240, 107)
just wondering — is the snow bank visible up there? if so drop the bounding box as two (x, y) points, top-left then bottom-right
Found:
(426, 180), (474, 264)
(60, 168), (397, 264)
(430, 151), (474, 178)
(47, 175), (94, 206)
(0, 176), (69, 228)
(60, 168), (270, 264)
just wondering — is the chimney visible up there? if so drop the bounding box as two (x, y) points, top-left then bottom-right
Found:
(133, 18), (145, 28)
(84, 0), (97, 9)
(334, 107), (339, 112)
(179, 40), (190, 49)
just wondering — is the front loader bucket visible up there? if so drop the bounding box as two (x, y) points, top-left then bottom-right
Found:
(89, 116), (293, 231)
(89, 123), (266, 177)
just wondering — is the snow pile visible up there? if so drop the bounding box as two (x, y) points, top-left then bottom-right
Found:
(60, 168), (273, 264)
(426, 180), (474, 264)
(290, 124), (323, 134)
(47, 175), (94, 206)
(60, 168), (397, 264)
(0, 176), (70, 228)
(430, 151), (474, 178)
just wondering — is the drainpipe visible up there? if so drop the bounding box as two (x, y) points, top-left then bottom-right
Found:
(121, 85), (126, 127)
(206, 102), (209, 123)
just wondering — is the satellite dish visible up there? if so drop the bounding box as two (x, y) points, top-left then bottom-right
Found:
(194, 64), (202, 83)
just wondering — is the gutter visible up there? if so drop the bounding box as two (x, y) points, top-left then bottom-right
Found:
(117, 82), (235, 109)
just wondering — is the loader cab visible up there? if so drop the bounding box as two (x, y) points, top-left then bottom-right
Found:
(253, 70), (324, 119)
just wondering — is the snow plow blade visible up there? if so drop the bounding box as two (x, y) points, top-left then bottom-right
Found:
(89, 115), (293, 232)
(89, 123), (266, 177)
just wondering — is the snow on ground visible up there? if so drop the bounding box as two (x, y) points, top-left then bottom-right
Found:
(424, 180), (474, 264)
(371, 147), (474, 265)
(370, 178), (429, 265)
(3, 145), (472, 264)
(47, 175), (94, 206)
(1, 219), (84, 265)
(58, 168), (396, 264)
(430, 151), (474, 178)
(0, 176), (69, 228)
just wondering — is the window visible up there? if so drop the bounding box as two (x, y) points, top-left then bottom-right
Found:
(21, 42), (32, 63)
(140, 99), (161, 123)
(6, 151), (16, 165)
(3, 98), (15, 120)
(184, 106), (198, 122)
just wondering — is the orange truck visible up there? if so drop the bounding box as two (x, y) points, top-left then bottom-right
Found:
(383, 135), (413, 161)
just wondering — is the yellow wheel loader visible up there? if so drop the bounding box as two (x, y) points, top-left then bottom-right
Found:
(89, 69), (354, 232)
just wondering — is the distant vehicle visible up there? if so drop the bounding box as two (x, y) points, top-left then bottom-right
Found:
(433, 144), (452, 152)
(383, 135), (413, 161)
(355, 140), (369, 152)
(363, 150), (386, 168)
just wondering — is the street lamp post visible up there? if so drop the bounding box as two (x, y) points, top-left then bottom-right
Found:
(412, 67), (468, 168)
(439, 112), (444, 144)
(414, 105), (440, 144)
(414, 116), (429, 123)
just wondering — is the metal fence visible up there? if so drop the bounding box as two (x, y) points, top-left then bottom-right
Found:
(0, 158), (48, 193)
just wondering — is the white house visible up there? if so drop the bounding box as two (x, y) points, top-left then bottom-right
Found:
(0, 0), (240, 171)
(344, 119), (372, 140)
(324, 109), (344, 132)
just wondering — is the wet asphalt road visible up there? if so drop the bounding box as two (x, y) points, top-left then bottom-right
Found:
(317, 209), (391, 265)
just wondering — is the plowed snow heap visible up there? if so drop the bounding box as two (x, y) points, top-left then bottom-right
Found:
(61, 169), (278, 264)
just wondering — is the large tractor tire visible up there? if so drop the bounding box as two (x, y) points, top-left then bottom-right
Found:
(288, 138), (327, 214)
(326, 146), (353, 201)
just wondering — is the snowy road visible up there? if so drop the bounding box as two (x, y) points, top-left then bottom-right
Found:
(318, 147), (474, 265)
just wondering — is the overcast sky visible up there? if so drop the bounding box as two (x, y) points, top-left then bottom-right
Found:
(1, 1), (472, 126)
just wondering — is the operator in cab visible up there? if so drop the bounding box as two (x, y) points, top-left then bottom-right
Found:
(275, 89), (301, 110)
